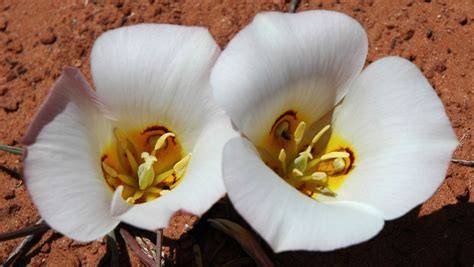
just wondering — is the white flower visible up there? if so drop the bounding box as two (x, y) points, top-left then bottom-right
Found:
(211, 11), (458, 252)
(22, 24), (235, 241)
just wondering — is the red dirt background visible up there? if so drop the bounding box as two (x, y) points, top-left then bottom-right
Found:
(0, 0), (473, 266)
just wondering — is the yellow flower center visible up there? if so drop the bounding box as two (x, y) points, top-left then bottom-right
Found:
(259, 110), (355, 199)
(100, 126), (191, 204)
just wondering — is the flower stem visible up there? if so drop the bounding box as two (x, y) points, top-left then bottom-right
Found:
(289, 0), (300, 13)
(0, 221), (49, 242)
(105, 234), (120, 267)
(156, 229), (163, 267)
(0, 144), (22, 155)
(119, 228), (155, 267)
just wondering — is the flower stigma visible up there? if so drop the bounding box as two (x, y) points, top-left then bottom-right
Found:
(100, 126), (191, 204)
(260, 110), (356, 200)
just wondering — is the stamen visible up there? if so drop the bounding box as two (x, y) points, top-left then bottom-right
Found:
(137, 152), (157, 190)
(307, 158), (321, 170)
(114, 128), (128, 149)
(278, 148), (287, 173)
(114, 129), (139, 173)
(294, 121), (306, 145)
(102, 161), (118, 177)
(292, 168), (304, 176)
(311, 172), (327, 181)
(173, 153), (192, 178)
(316, 186), (336, 197)
(320, 151), (350, 160)
(145, 194), (158, 202)
(122, 185), (135, 199)
(160, 189), (170, 196)
(153, 169), (174, 186)
(126, 190), (145, 204)
(332, 158), (346, 173)
(117, 174), (137, 187)
(153, 132), (175, 152)
(311, 125), (331, 145)
(106, 175), (120, 187)
(146, 187), (162, 194)
(125, 149), (139, 174)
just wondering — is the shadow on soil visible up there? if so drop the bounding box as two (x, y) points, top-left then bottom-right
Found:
(182, 198), (474, 267)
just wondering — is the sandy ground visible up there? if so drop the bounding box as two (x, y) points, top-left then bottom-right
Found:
(0, 0), (473, 266)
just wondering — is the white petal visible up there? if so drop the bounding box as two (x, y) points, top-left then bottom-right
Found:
(110, 186), (132, 217)
(223, 138), (384, 252)
(22, 68), (118, 241)
(211, 10), (367, 144)
(91, 24), (221, 150)
(119, 112), (236, 230)
(333, 57), (458, 220)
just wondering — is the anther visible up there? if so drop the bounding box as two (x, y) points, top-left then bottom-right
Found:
(117, 174), (137, 187)
(311, 172), (328, 181)
(278, 148), (287, 173)
(174, 153), (192, 178)
(102, 161), (118, 177)
(317, 186), (336, 197)
(153, 132), (175, 152)
(311, 125), (331, 145)
(160, 189), (170, 196)
(275, 120), (291, 140)
(332, 158), (346, 173)
(320, 151), (350, 160)
(114, 128), (138, 173)
(153, 169), (174, 186)
(294, 121), (306, 145)
(114, 128), (128, 149)
(292, 168), (304, 176)
(126, 190), (145, 204)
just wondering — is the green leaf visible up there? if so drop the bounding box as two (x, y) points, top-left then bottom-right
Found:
(0, 144), (22, 155)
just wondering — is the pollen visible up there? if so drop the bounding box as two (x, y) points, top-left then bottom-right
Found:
(100, 126), (190, 204)
(261, 110), (356, 200)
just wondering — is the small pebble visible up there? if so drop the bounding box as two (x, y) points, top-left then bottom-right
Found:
(40, 30), (57, 45)
(0, 17), (7, 31)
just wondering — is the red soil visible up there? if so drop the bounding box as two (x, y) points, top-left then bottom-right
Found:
(0, 0), (472, 266)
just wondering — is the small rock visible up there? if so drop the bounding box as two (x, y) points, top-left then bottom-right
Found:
(8, 204), (20, 214)
(6, 40), (23, 54)
(33, 76), (43, 83)
(16, 65), (27, 75)
(434, 63), (447, 73)
(0, 17), (7, 31)
(403, 30), (415, 41)
(458, 15), (468, 26)
(113, 0), (124, 8)
(39, 30), (57, 45)
(3, 190), (15, 200)
(385, 23), (395, 29)
(6, 72), (17, 82)
(426, 29), (433, 39)
(72, 59), (82, 67)
(40, 243), (50, 253)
